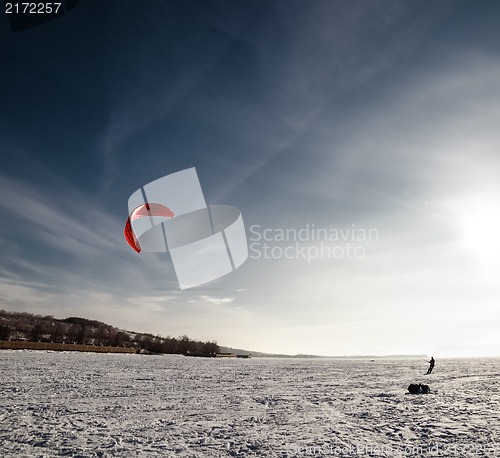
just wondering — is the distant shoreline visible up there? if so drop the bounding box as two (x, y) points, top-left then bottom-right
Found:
(1, 343), (496, 360)
(0, 341), (427, 359)
(0, 340), (136, 354)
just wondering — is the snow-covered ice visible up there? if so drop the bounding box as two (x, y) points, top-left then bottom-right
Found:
(0, 352), (499, 457)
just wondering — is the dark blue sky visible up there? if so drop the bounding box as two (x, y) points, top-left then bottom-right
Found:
(1, 0), (500, 355)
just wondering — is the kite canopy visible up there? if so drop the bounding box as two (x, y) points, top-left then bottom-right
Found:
(124, 203), (175, 253)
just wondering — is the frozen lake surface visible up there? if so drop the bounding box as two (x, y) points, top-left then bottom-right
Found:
(1, 352), (499, 457)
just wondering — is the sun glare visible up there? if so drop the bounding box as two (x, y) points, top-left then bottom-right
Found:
(462, 202), (500, 262)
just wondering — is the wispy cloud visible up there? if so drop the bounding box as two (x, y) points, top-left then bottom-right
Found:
(209, 1), (454, 204)
(0, 175), (176, 306)
(197, 295), (236, 305)
(0, 175), (122, 254)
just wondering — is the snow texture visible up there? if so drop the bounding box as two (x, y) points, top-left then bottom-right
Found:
(1, 352), (499, 457)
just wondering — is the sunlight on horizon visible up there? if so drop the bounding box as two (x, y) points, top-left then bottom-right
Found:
(462, 202), (500, 260)
(458, 198), (500, 286)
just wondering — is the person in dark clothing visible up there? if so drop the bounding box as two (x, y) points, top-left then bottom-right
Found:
(426, 357), (435, 374)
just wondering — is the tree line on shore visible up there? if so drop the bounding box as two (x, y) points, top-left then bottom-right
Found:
(0, 310), (219, 355)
